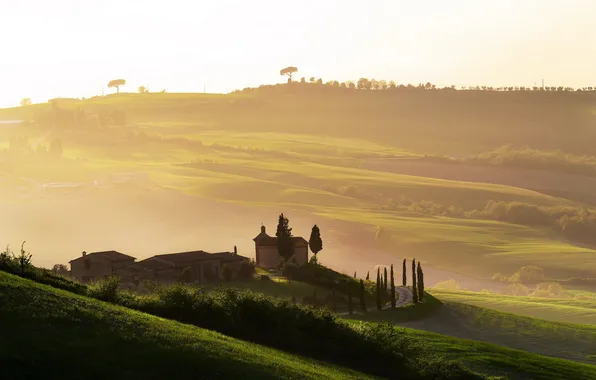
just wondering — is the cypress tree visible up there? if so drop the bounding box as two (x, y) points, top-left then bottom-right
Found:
(376, 268), (382, 310)
(417, 262), (425, 301)
(402, 259), (407, 286)
(412, 259), (419, 304)
(359, 279), (367, 312)
(353, 271), (356, 278)
(390, 264), (396, 308)
(348, 286), (353, 315)
(366, 271), (370, 281)
(384, 267), (388, 291)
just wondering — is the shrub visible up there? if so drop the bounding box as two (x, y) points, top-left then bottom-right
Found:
(88, 276), (121, 302)
(237, 261), (256, 280)
(509, 266), (545, 284)
(502, 283), (530, 296)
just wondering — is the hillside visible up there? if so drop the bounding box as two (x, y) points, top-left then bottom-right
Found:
(429, 288), (596, 325)
(0, 271), (371, 380)
(2, 89), (596, 285)
(396, 300), (596, 366)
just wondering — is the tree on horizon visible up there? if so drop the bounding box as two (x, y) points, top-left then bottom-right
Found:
(383, 267), (388, 291)
(108, 79), (126, 93)
(280, 66), (298, 83)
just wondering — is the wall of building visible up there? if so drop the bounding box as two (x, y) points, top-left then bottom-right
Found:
(70, 257), (113, 283)
(257, 246), (281, 269)
(293, 246), (309, 266)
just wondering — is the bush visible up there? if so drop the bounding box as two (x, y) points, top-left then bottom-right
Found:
(88, 276), (121, 302)
(509, 266), (545, 284)
(502, 283), (530, 296)
(237, 261), (256, 280)
(529, 282), (568, 298)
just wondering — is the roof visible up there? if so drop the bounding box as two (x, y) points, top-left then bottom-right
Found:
(69, 250), (136, 264)
(151, 250), (248, 266)
(253, 233), (309, 247)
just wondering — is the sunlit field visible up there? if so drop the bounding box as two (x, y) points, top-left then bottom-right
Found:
(2, 90), (596, 282)
(429, 288), (596, 325)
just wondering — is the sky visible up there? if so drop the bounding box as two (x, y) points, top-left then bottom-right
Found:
(0, 0), (594, 107)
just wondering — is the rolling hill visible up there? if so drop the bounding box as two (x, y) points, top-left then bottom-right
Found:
(0, 271), (371, 380)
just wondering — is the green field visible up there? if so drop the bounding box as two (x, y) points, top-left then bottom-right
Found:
(429, 288), (596, 325)
(0, 271), (371, 380)
(3, 90), (596, 281)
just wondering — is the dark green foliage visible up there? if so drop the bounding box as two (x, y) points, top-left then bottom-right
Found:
(384, 267), (388, 290)
(0, 265), (489, 380)
(0, 247), (87, 295)
(359, 279), (367, 312)
(308, 224), (323, 255)
(412, 259), (419, 304)
(402, 259), (407, 286)
(390, 264), (396, 308)
(331, 285), (336, 312)
(88, 276), (121, 303)
(376, 268), (382, 310)
(366, 271), (370, 280)
(417, 262), (425, 301)
(276, 213), (294, 260)
(237, 261), (256, 280)
(348, 286), (353, 315)
(288, 263), (364, 298)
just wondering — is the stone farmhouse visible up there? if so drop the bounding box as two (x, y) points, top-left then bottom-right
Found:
(253, 225), (309, 269)
(69, 250), (136, 283)
(69, 249), (249, 284)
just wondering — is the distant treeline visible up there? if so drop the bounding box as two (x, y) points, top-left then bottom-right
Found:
(236, 79), (596, 93)
(441, 145), (596, 177)
(325, 182), (596, 247)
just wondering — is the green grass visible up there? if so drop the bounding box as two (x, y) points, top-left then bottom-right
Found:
(429, 288), (596, 325)
(0, 271), (372, 380)
(401, 327), (596, 380)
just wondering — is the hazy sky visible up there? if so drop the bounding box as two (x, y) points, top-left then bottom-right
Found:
(0, 0), (594, 107)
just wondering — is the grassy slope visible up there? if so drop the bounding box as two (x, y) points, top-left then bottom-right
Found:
(429, 288), (596, 325)
(394, 298), (596, 367)
(3, 91), (596, 279)
(0, 271), (371, 380)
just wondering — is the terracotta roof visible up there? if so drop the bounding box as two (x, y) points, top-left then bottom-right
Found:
(69, 250), (136, 264)
(253, 233), (308, 247)
(152, 250), (248, 265)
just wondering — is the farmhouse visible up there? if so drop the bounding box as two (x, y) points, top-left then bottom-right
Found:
(253, 225), (309, 269)
(69, 250), (136, 283)
(117, 250), (250, 284)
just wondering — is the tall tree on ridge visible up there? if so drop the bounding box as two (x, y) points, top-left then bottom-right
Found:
(376, 268), (382, 310)
(402, 259), (407, 286)
(384, 267), (388, 291)
(390, 264), (396, 308)
(280, 66), (298, 83)
(417, 262), (425, 301)
(366, 271), (370, 281)
(412, 259), (419, 304)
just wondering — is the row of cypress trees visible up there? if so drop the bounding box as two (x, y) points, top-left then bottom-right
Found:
(348, 259), (425, 314)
